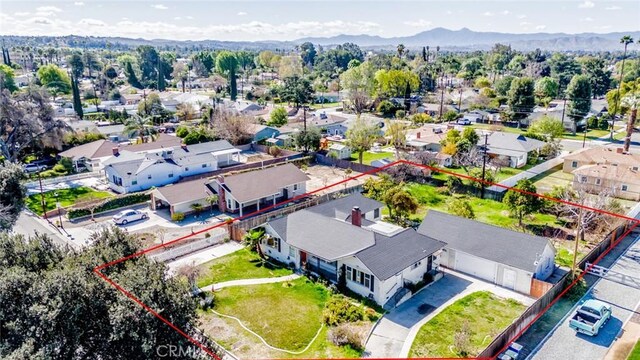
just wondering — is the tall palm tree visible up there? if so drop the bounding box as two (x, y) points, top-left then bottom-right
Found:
(621, 93), (639, 152)
(611, 35), (634, 140)
(396, 44), (406, 58)
(124, 115), (158, 143)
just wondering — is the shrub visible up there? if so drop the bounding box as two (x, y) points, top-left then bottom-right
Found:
(411, 113), (433, 124)
(268, 146), (282, 157)
(52, 164), (66, 173)
(176, 126), (190, 138)
(395, 109), (406, 119)
(323, 296), (365, 326)
(172, 212), (185, 222)
(377, 100), (397, 117)
(205, 232), (211, 238)
(327, 323), (365, 350)
(67, 193), (150, 219)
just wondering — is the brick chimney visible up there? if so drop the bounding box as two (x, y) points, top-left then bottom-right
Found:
(416, 132), (421, 139)
(112, 147), (119, 156)
(351, 206), (362, 227)
(181, 143), (188, 151)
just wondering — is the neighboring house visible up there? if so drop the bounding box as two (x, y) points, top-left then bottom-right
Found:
(562, 147), (640, 174)
(104, 140), (240, 193)
(322, 121), (349, 137)
(405, 127), (446, 152)
(120, 93), (142, 105)
(418, 210), (556, 296)
(150, 177), (213, 216)
(315, 92), (341, 103)
(572, 164), (640, 201)
(483, 132), (545, 168)
(66, 119), (99, 134)
(417, 103), (453, 117)
(463, 110), (489, 123)
(59, 133), (183, 172)
(247, 124), (280, 143)
(207, 163), (309, 216)
(260, 193), (446, 307)
(434, 152), (453, 167)
(96, 124), (129, 142)
(328, 143), (352, 160)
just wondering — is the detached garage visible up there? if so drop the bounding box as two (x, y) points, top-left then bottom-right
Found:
(418, 210), (556, 296)
(150, 178), (212, 216)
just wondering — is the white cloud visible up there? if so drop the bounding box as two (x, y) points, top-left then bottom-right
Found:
(520, 21), (531, 26)
(237, 12), (247, 16)
(483, 11), (493, 16)
(74, 2), (84, 5)
(445, 10), (453, 15)
(79, 18), (106, 27)
(535, 25), (547, 30)
(605, 6), (621, 10)
(14, 12), (30, 16)
(152, 4), (168, 10)
(600, 25), (612, 29)
(501, 10), (511, 15)
(578, 1), (595, 8)
(185, 16), (194, 20)
(517, 14), (527, 19)
(403, 19), (432, 27)
(34, 6), (62, 17)
(174, 16), (182, 20)
(582, 17), (594, 21)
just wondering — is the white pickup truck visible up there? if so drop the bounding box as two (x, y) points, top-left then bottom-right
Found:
(569, 299), (612, 336)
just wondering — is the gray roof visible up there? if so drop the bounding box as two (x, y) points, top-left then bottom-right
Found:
(307, 193), (383, 221)
(270, 210), (375, 261)
(96, 124), (126, 135)
(417, 210), (552, 273)
(176, 140), (235, 155)
(356, 229), (446, 280)
(214, 163), (309, 203)
(486, 132), (545, 154)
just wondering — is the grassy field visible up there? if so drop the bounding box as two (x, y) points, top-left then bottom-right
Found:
(529, 166), (575, 194)
(628, 340), (640, 360)
(350, 151), (395, 165)
(310, 101), (342, 109)
(196, 247), (292, 288)
(409, 291), (526, 358)
(210, 278), (330, 350)
(471, 123), (614, 141)
(431, 164), (534, 183)
(25, 187), (113, 215)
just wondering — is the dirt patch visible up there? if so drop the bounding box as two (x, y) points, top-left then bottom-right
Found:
(199, 312), (278, 359)
(304, 165), (375, 195)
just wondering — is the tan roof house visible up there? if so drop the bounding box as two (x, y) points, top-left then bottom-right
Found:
(562, 147), (640, 173)
(572, 163), (640, 201)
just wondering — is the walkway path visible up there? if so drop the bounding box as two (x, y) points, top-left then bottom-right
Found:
(200, 273), (301, 292)
(364, 270), (534, 358)
(166, 242), (243, 274)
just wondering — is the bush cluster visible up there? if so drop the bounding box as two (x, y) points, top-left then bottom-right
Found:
(68, 193), (150, 219)
(322, 295), (365, 326)
(327, 323), (364, 350)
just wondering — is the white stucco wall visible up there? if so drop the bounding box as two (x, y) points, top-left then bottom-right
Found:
(534, 243), (556, 281)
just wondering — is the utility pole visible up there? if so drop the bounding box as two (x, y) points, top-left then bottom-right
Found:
(572, 207), (584, 278)
(439, 85), (445, 120)
(38, 171), (47, 220)
(480, 133), (488, 199)
(458, 87), (463, 114)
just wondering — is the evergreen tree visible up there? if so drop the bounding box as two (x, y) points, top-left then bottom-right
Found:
(125, 61), (143, 89)
(71, 74), (83, 119)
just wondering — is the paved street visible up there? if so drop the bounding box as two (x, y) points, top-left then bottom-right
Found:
(529, 233), (640, 360)
(13, 211), (80, 249)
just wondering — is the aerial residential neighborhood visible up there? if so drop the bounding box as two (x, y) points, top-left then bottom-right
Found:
(1, 1), (640, 360)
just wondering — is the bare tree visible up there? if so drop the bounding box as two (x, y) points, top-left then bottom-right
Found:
(453, 147), (483, 174)
(213, 109), (253, 145)
(176, 261), (202, 291)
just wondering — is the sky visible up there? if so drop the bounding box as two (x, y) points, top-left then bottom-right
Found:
(0, 0), (638, 41)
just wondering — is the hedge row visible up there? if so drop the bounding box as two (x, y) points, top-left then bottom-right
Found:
(68, 193), (150, 219)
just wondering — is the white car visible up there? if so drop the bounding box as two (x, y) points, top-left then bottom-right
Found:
(457, 118), (472, 125)
(23, 163), (48, 173)
(112, 210), (148, 225)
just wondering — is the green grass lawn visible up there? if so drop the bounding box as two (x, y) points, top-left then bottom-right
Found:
(211, 278), (330, 350)
(628, 340), (640, 360)
(350, 151), (395, 165)
(310, 101), (342, 109)
(561, 129), (610, 140)
(196, 247), (292, 288)
(431, 164), (533, 183)
(25, 186), (113, 215)
(405, 182), (557, 230)
(409, 291), (526, 358)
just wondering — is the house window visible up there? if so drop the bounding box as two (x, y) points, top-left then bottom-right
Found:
(289, 247), (296, 258)
(185, 167), (189, 172)
(374, 208), (380, 219)
(612, 163), (618, 167)
(580, 176), (587, 183)
(132, 180), (138, 185)
(293, 184), (298, 191)
(345, 266), (374, 291)
(148, 175), (152, 180)
(633, 167), (639, 171)
(202, 164), (208, 168)
(622, 184), (629, 191)
(168, 173), (174, 178)
(266, 237), (279, 249)
(595, 178), (601, 185)
(571, 161), (578, 168)
(412, 261), (422, 270)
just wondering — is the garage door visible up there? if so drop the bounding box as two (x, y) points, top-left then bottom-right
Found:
(502, 268), (516, 290)
(455, 252), (496, 283)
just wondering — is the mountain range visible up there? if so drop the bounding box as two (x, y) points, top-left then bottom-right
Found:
(2, 28), (638, 52)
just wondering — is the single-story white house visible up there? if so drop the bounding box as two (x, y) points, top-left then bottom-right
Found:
(483, 132), (545, 168)
(260, 193), (446, 308)
(328, 143), (352, 160)
(418, 210), (556, 296)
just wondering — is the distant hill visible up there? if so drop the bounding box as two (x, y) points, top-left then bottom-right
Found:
(295, 27), (640, 51)
(2, 28), (638, 52)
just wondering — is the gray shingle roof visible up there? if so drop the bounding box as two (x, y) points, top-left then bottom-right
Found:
(355, 229), (446, 280)
(272, 210), (375, 261)
(307, 193), (383, 221)
(417, 210), (552, 273)
(486, 132), (545, 153)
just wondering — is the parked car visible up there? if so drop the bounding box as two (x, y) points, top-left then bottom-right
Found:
(569, 299), (611, 336)
(498, 342), (523, 360)
(456, 118), (472, 125)
(112, 210), (148, 225)
(23, 163), (48, 173)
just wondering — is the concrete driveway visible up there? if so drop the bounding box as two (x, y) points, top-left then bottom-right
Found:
(364, 270), (535, 358)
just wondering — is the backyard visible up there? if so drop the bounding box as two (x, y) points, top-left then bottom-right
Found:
(431, 164), (534, 183)
(200, 277), (375, 358)
(470, 123), (614, 141)
(25, 186), (113, 215)
(349, 151), (395, 165)
(409, 291), (526, 358)
(196, 247), (292, 288)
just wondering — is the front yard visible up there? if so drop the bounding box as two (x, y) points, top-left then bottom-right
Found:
(409, 291), (526, 358)
(196, 247), (292, 288)
(349, 151), (395, 165)
(25, 186), (113, 215)
(200, 277), (377, 358)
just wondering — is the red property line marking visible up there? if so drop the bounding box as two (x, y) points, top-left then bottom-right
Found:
(92, 160), (640, 360)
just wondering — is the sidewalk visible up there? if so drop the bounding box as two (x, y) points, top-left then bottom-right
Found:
(604, 320), (640, 360)
(200, 273), (301, 292)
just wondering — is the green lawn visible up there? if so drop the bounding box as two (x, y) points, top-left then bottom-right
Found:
(310, 101), (342, 109)
(628, 340), (640, 360)
(561, 129), (610, 140)
(350, 151), (395, 165)
(409, 291), (526, 358)
(405, 182), (558, 230)
(196, 248), (292, 288)
(211, 278), (330, 351)
(25, 187), (113, 215)
(431, 164), (533, 183)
